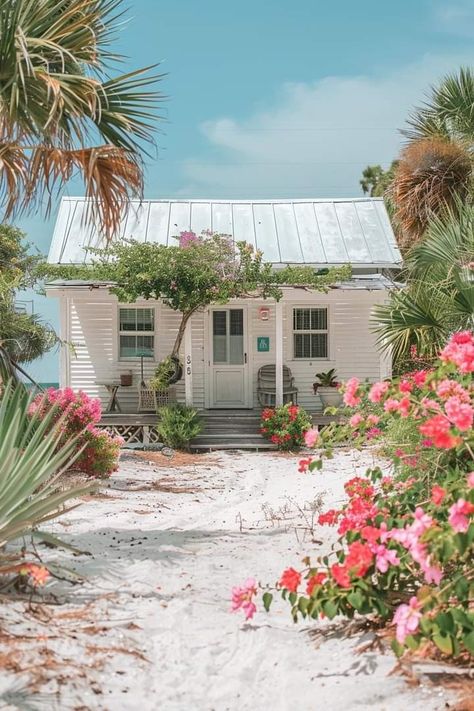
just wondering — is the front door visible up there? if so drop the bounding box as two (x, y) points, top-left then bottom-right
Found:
(209, 308), (250, 408)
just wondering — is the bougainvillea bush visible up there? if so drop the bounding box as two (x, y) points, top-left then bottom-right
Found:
(260, 404), (312, 450)
(29, 388), (122, 478)
(235, 332), (474, 660)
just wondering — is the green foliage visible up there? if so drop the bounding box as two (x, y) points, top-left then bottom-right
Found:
(373, 203), (474, 363)
(150, 357), (177, 390)
(0, 224), (58, 363)
(157, 404), (202, 450)
(313, 368), (339, 387)
(0, 382), (95, 551)
(404, 66), (474, 144)
(260, 403), (311, 450)
(360, 162), (398, 197)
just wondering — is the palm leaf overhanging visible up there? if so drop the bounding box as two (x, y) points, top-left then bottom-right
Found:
(0, 0), (164, 237)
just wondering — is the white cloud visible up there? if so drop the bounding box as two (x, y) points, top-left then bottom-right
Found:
(433, 0), (474, 37)
(178, 52), (474, 200)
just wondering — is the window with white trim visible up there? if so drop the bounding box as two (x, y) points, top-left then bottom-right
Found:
(293, 307), (328, 359)
(119, 307), (155, 359)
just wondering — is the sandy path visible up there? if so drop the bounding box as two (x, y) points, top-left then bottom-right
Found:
(0, 450), (454, 710)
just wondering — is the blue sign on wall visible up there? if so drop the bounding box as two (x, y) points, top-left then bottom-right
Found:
(257, 336), (270, 352)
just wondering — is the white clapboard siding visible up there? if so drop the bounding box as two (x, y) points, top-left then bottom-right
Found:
(60, 288), (389, 413)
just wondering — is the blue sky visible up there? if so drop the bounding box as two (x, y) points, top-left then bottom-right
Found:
(18, 0), (474, 380)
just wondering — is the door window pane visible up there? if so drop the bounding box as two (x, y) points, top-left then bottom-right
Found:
(213, 311), (227, 363)
(229, 309), (244, 364)
(212, 309), (244, 364)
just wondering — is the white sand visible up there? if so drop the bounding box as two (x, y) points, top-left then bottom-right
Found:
(0, 449), (455, 710)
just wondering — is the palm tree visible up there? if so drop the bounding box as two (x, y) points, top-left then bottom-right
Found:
(0, 0), (163, 237)
(389, 68), (474, 250)
(373, 203), (474, 365)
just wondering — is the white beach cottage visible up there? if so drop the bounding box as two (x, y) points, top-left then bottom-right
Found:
(46, 197), (401, 444)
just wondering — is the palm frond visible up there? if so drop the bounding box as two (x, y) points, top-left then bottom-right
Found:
(405, 67), (474, 143)
(0, 382), (95, 550)
(389, 137), (472, 246)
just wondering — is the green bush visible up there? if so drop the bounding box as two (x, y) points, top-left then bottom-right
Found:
(157, 404), (202, 450)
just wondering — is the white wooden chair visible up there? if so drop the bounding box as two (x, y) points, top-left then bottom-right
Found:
(257, 365), (298, 407)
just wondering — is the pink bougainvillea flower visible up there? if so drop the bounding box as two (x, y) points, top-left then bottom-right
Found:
(467, 472), (474, 489)
(373, 544), (400, 573)
(366, 427), (382, 440)
(393, 596), (422, 644)
(440, 331), (474, 373)
(298, 457), (313, 473)
(231, 578), (258, 620)
(444, 396), (473, 431)
(398, 379), (413, 394)
(411, 507), (433, 536)
(436, 379), (470, 402)
(448, 499), (474, 533)
(20, 564), (50, 587)
(306, 571), (327, 596)
(420, 557), (443, 585)
(419, 415), (461, 449)
(345, 541), (374, 577)
(368, 381), (389, 403)
(430, 485), (447, 506)
(318, 509), (340, 526)
(331, 563), (351, 588)
(366, 414), (380, 426)
(349, 413), (364, 428)
(304, 428), (319, 448)
(343, 377), (362, 407)
(278, 567), (301, 593)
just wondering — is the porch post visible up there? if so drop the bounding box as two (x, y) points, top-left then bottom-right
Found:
(184, 319), (193, 406)
(275, 301), (283, 406)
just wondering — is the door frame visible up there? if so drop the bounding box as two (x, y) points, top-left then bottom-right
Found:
(204, 305), (253, 409)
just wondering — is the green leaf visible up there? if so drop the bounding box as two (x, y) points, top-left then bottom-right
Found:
(435, 612), (455, 635)
(391, 639), (405, 657)
(433, 633), (454, 656)
(298, 597), (309, 615)
(262, 592), (273, 613)
(462, 631), (474, 655)
(288, 592), (297, 606)
(322, 600), (338, 620)
(347, 591), (364, 612)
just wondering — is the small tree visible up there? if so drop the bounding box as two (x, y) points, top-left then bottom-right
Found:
(42, 230), (350, 384)
(0, 224), (57, 365)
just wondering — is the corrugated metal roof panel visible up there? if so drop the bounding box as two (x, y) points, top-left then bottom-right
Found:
(47, 197), (402, 267)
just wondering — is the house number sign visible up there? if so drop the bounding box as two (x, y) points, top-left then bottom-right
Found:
(257, 336), (270, 352)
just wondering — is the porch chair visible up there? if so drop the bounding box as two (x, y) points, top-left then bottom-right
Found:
(257, 364), (298, 407)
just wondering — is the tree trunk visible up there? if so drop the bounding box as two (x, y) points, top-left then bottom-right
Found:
(171, 310), (195, 359)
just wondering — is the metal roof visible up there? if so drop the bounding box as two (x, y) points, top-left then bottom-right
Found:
(47, 197), (402, 267)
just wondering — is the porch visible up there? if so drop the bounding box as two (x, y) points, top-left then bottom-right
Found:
(97, 409), (339, 450)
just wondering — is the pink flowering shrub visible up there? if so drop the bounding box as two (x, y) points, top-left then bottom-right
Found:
(236, 332), (474, 660)
(260, 404), (312, 450)
(29, 388), (122, 478)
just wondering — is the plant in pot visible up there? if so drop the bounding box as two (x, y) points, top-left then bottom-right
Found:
(312, 368), (343, 408)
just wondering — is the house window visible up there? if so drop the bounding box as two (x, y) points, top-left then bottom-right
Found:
(119, 307), (155, 359)
(293, 307), (328, 359)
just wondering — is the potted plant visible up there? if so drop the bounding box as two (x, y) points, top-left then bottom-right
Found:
(312, 368), (343, 408)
